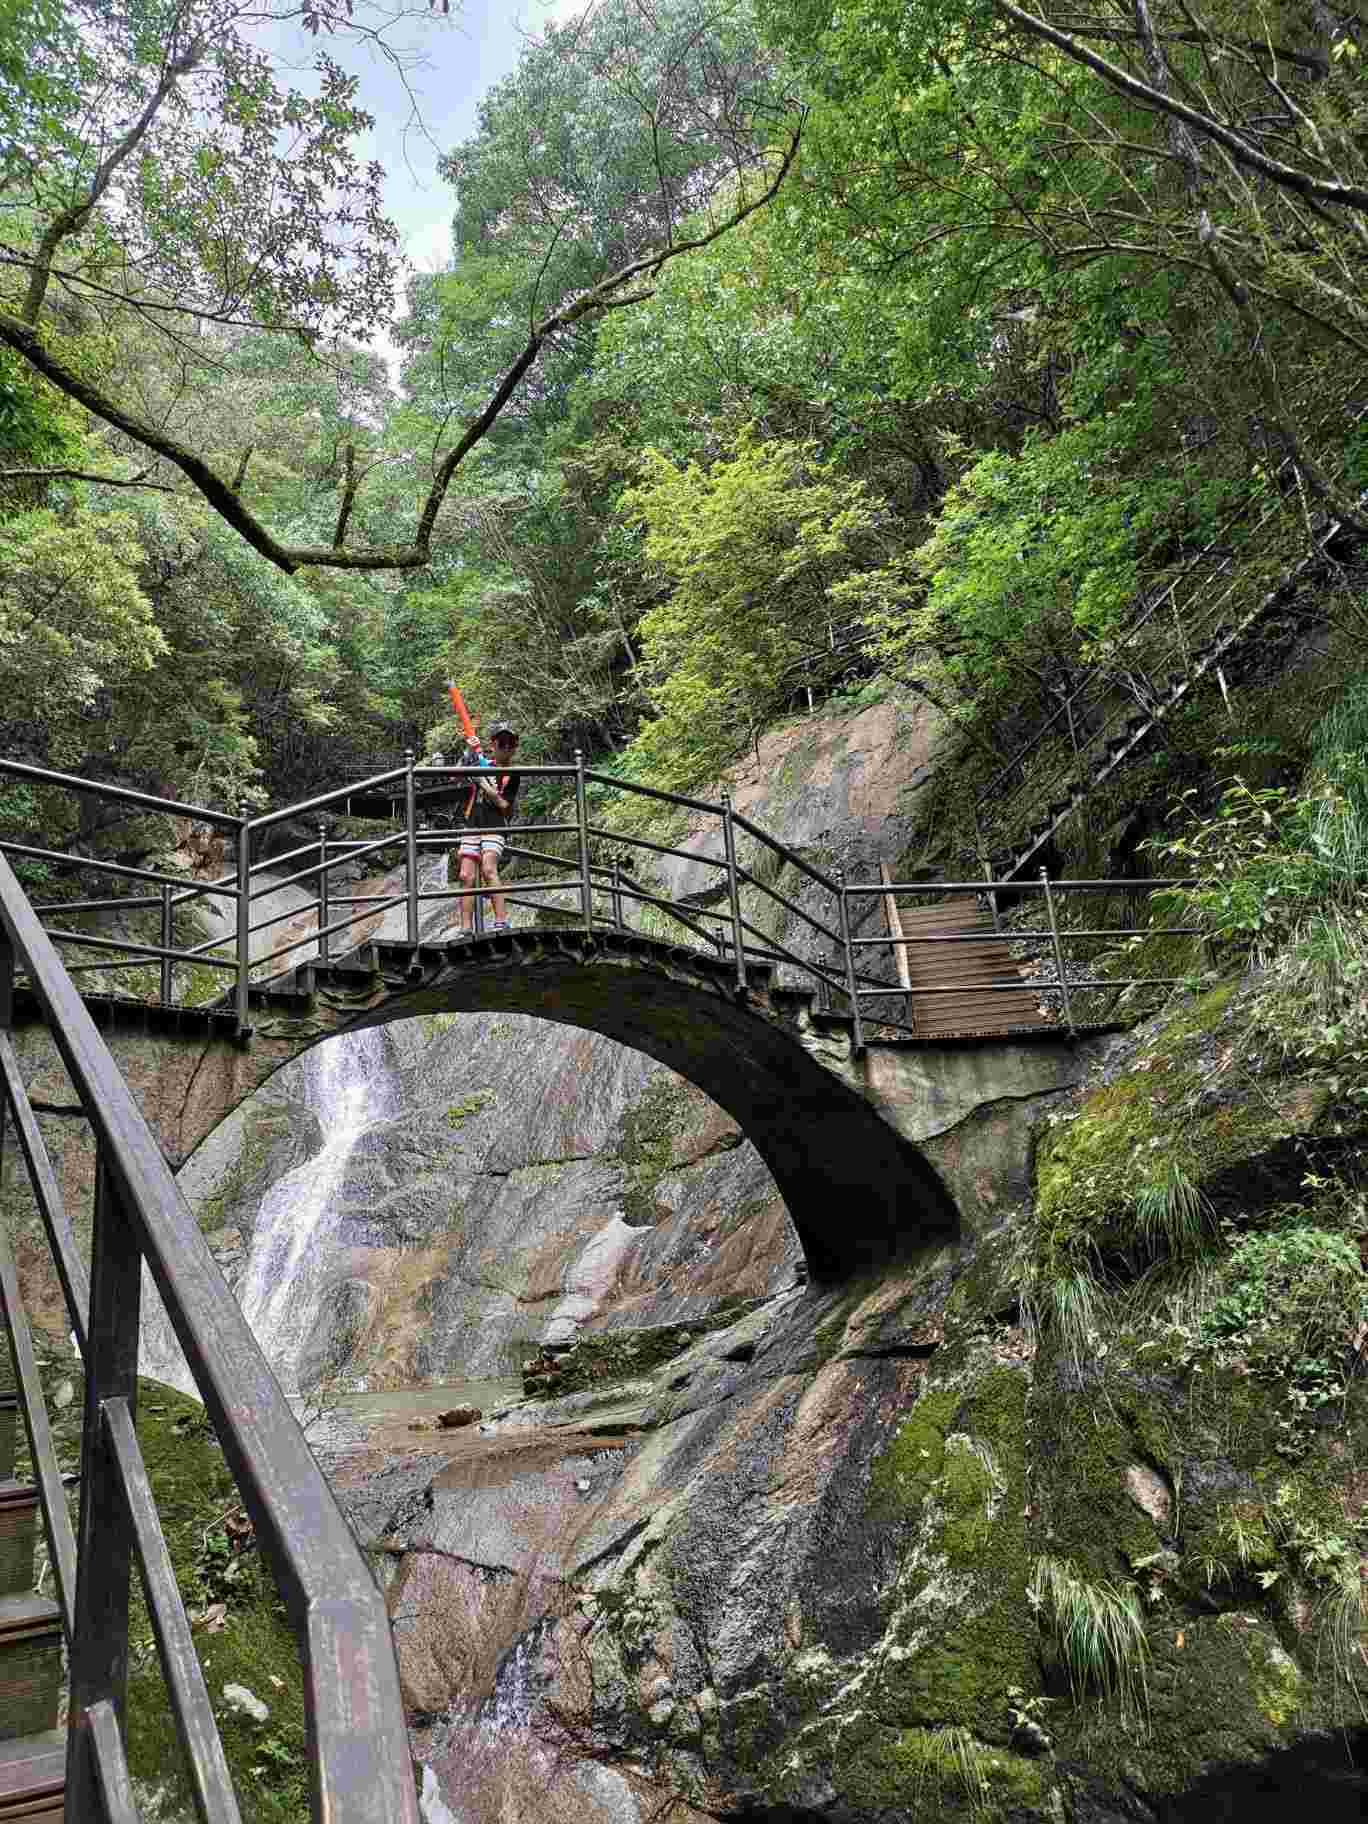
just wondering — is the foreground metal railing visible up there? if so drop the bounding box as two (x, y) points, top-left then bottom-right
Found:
(0, 752), (1210, 1063)
(0, 852), (419, 1822)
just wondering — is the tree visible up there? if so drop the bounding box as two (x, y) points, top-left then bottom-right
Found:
(0, 0), (802, 574)
(619, 428), (882, 787)
(765, 0), (1368, 527)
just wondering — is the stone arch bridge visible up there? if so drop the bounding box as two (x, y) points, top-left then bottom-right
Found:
(9, 927), (1104, 1284)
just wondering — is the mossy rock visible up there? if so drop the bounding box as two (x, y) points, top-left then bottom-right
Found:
(842, 1724), (1053, 1821)
(1033, 981), (1351, 1272)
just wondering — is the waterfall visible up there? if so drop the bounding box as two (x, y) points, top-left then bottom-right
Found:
(236, 1025), (394, 1393)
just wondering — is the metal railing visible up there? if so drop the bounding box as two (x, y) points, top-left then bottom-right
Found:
(842, 869), (1204, 1048)
(0, 852), (419, 1822)
(0, 753), (1208, 1060)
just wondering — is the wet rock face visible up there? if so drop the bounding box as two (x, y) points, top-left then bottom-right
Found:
(331, 975), (1368, 1824)
(163, 1006), (800, 1393)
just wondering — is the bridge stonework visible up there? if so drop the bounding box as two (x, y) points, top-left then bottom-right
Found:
(3, 931), (1107, 1314)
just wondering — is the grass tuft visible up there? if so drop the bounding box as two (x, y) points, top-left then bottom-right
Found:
(1133, 1162), (1213, 1261)
(1028, 1554), (1150, 1720)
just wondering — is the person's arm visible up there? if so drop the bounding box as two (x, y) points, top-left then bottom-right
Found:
(494, 773), (520, 819)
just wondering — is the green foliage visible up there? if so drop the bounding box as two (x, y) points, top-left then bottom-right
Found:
(0, 506), (165, 755)
(1133, 1164), (1212, 1264)
(856, 406), (1246, 703)
(1152, 678), (1368, 1086)
(1198, 1224), (1368, 1441)
(412, 0), (781, 440)
(0, 345), (81, 467)
(619, 429), (879, 788)
(444, 1092), (493, 1126)
(1028, 1555), (1150, 1718)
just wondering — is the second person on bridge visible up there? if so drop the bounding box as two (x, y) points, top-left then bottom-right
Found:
(454, 722), (521, 938)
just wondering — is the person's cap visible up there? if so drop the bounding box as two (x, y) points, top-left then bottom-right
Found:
(489, 722), (518, 740)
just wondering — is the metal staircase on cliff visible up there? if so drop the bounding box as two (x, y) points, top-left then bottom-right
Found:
(978, 492), (1364, 883)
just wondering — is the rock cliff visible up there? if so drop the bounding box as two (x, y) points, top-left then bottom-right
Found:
(8, 688), (1367, 1822)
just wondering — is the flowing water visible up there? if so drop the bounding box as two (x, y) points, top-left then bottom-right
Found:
(296, 1377), (525, 1460)
(236, 1025), (395, 1393)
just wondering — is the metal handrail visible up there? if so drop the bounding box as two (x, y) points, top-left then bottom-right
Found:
(2, 751), (1210, 1054)
(0, 757), (243, 829)
(0, 852), (419, 1823)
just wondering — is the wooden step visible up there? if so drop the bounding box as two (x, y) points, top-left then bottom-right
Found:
(0, 1600), (63, 1743)
(0, 1488), (37, 1601)
(0, 1730), (64, 1818)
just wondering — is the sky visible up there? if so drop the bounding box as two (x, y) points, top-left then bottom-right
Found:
(274, 1), (582, 284)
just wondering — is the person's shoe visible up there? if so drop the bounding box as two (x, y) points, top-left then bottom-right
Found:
(490, 920), (512, 933)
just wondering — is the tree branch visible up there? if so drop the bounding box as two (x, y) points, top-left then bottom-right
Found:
(333, 442), (359, 547)
(21, 35), (206, 325)
(1198, 211), (1367, 532)
(993, 1), (1368, 211)
(1, 121), (804, 576)
(0, 466), (177, 491)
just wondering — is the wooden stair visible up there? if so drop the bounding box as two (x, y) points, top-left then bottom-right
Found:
(0, 1377), (64, 1818)
(890, 896), (1053, 1037)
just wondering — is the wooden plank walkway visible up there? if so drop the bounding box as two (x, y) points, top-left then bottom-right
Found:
(892, 897), (1054, 1038)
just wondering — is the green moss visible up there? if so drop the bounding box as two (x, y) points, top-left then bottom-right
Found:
(940, 1438), (998, 1560)
(195, 1106), (295, 1234)
(799, 1274), (888, 1371)
(866, 1384), (959, 1523)
(867, 1369), (1039, 1740)
(615, 1075), (695, 1224)
(1030, 1377), (1172, 1580)
(20, 1356), (312, 1821)
(843, 1724), (1052, 1819)
(1248, 1633), (1305, 1728)
(530, 1310), (763, 1395)
(1032, 980), (1312, 1274)
(444, 1091), (492, 1125)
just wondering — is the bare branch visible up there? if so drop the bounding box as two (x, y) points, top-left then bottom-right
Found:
(0, 120), (804, 576)
(1198, 211), (1366, 532)
(994, 1), (1368, 211)
(0, 466), (177, 491)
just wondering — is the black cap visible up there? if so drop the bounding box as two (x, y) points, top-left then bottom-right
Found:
(489, 722), (517, 740)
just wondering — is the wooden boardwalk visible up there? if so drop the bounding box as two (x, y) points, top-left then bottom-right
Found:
(882, 891), (1055, 1038)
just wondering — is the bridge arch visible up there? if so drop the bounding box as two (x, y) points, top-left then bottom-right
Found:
(247, 929), (959, 1283)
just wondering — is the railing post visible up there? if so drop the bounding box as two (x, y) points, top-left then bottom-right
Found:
(611, 858), (624, 930)
(1040, 867), (1075, 1036)
(721, 790), (747, 995)
(574, 750), (593, 933)
(235, 802), (251, 1040)
(159, 883), (173, 1005)
(317, 822), (330, 963)
(65, 1152), (141, 1819)
(836, 867), (865, 1057)
(0, 926), (12, 1032)
(982, 858), (1000, 933)
(404, 748), (419, 946)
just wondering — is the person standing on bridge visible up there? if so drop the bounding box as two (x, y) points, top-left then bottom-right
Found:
(454, 722), (521, 937)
